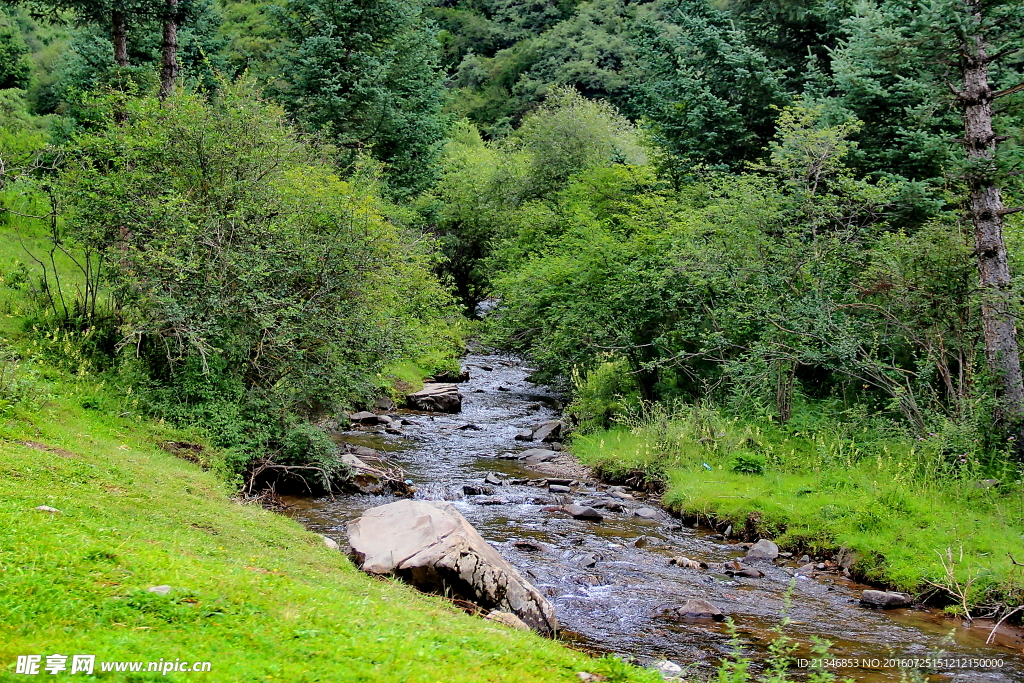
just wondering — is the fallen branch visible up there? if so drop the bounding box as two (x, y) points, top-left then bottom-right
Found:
(987, 605), (1024, 645)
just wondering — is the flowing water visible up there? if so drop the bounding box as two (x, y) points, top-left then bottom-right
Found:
(281, 354), (1023, 682)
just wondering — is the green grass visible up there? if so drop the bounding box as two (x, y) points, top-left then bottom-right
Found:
(572, 403), (1024, 614)
(0, 371), (660, 682)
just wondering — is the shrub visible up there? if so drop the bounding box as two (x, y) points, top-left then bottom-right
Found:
(730, 451), (766, 475)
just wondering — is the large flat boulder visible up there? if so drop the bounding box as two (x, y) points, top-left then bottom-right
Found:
(346, 500), (558, 634)
(405, 384), (462, 413)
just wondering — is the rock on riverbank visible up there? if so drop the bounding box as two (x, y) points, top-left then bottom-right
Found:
(346, 499), (558, 634)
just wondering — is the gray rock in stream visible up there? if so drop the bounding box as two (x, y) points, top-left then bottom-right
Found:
(745, 539), (780, 561)
(347, 500), (558, 634)
(404, 383), (463, 413)
(564, 504), (603, 521)
(677, 599), (725, 621)
(860, 590), (913, 608)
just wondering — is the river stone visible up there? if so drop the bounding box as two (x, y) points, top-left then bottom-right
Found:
(485, 610), (530, 631)
(575, 552), (598, 568)
(564, 504), (603, 521)
(745, 539), (780, 561)
(463, 484), (494, 496)
(348, 445), (381, 459)
(635, 507), (660, 520)
(521, 448), (559, 463)
(837, 546), (858, 571)
(677, 599), (724, 621)
(484, 472), (503, 485)
(374, 397), (396, 411)
(795, 563), (815, 576)
(431, 369), (470, 383)
(405, 384), (463, 413)
(323, 535), (341, 551)
(349, 411), (381, 424)
(514, 430), (534, 441)
(549, 484), (571, 493)
(860, 590), (912, 608)
(347, 500), (558, 634)
(533, 420), (565, 443)
(652, 660), (684, 677)
(733, 567), (764, 578)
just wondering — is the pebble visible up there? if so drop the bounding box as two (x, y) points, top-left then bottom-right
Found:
(148, 585), (172, 595)
(34, 505), (60, 513)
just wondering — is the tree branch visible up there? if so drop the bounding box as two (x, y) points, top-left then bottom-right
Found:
(993, 82), (1024, 99)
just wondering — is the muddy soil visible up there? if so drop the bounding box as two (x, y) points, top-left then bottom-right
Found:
(281, 354), (1023, 682)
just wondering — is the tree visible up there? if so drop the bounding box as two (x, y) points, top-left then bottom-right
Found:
(0, 10), (32, 89)
(56, 83), (457, 449)
(273, 0), (448, 195)
(947, 0), (1024, 435)
(628, 0), (785, 174)
(840, 0), (1024, 438)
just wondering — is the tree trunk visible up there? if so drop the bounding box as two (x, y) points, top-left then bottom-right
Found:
(111, 9), (128, 67)
(959, 21), (1024, 434)
(159, 0), (180, 100)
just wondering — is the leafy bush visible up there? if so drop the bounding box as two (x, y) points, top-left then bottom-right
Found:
(567, 356), (641, 433)
(730, 451), (766, 475)
(44, 82), (459, 465)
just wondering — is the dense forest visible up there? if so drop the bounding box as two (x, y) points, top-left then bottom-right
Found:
(1, 0), (1023, 679)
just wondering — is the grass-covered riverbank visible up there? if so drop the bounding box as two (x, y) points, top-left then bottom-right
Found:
(571, 403), (1024, 617)
(0, 369), (659, 682)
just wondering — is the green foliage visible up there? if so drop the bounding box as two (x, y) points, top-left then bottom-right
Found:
(511, 85), (645, 197)
(628, 0), (785, 173)
(0, 9), (32, 89)
(50, 82), (457, 455)
(730, 451), (766, 475)
(272, 0), (448, 195)
(567, 356), (641, 433)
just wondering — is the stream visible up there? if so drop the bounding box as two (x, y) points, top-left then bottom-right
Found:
(281, 354), (1023, 682)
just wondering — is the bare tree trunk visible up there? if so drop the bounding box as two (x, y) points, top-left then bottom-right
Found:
(111, 9), (128, 67)
(958, 16), (1024, 434)
(159, 0), (179, 100)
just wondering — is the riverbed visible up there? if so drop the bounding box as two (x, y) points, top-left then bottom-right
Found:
(281, 354), (1022, 682)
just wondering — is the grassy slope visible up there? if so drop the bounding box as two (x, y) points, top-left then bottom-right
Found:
(572, 414), (1024, 611)
(0, 376), (660, 683)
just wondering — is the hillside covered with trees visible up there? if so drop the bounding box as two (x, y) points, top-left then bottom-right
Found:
(1, 0), (1023, 679)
